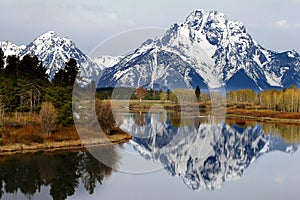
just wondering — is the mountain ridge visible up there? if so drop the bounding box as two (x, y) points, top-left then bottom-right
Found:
(1, 10), (300, 90)
(98, 9), (300, 91)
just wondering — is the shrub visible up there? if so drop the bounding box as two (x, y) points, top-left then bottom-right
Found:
(40, 102), (57, 135)
(95, 99), (116, 135)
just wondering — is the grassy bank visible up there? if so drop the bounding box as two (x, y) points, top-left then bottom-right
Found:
(0, 111), (132, 156)
(0, 126), (132, 156)
(226, 106), (300, 125)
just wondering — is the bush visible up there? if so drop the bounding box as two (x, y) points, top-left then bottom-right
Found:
(40, 102), (57, 135)
(95, 99), (116, 135)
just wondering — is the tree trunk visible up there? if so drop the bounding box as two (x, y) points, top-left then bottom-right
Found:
(30, 88), (33, 113)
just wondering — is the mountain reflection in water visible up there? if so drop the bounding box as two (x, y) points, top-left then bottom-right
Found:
(1, 112), (300, 199)
(120, 112), (300, 191)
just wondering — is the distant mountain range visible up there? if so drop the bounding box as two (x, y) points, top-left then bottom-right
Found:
(1, 10), (300, 90)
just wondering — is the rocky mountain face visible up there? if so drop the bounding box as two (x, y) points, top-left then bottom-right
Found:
(98, 10), (300, 91)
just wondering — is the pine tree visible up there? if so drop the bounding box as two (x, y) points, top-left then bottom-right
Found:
(195, 86), (201, 102)
(5, 55), (19, 77)
(64, 58), (79, 85)
(0, 48), (4, 70)
(53, 58), (79, 86)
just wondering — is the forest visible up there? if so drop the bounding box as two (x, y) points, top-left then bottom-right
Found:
(0, 48), (80, 144)
(227, 87), (300, 112)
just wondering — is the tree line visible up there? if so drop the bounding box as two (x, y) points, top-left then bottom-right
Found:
(97, 85), (202, 104)
(98, 84), (300, 114)
(227, 86), (300, 112)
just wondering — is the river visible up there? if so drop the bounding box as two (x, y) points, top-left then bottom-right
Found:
(1, 112), (300, 200)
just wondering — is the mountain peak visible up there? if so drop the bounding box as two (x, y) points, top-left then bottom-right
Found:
(185, 10), (227, 25)
(99, 9), (300, 90)
(37, 31), (60, 40)
(19, 31), (100, 82)
(42, 30), (57, 36)
(32, 31), (73, 47)
(185, 9), (246, 34)
(0, 41), (25, 56)
(187, 9), (225, 19)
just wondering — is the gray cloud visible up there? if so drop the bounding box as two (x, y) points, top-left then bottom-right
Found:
(0, 0), (300, 53)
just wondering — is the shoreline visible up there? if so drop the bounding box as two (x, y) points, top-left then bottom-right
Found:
(226, 114), (300, 125)
(0, 133), (132, 156)
(2, 103), (300, 156)
(226, 108), (300, 125)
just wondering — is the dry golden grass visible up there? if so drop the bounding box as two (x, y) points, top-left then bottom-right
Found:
(2, 125), (81, 145)
(0, 125), (132, 155)
(48, 126), (80, 142)
(2, 125), (45, 145)
(226, 108), (300, 119)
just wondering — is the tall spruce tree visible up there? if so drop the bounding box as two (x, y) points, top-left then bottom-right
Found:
(53, 58), (79, 86)
(195, 86), (201, 102)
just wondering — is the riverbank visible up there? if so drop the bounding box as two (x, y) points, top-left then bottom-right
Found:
(0, 128), (132, 156)
(226, 108), (300, 125)
(124, 101), (300, 124)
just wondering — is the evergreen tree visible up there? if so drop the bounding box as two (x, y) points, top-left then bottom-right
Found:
(166, 89), (170, 100)
(4, 55), (19, 77)
(195, 86), (201, 102)
(53, 58), (79, 86)
(19, 54), (48, 82)
(65, 58), (79, 85)
(0, 48), (4, 70)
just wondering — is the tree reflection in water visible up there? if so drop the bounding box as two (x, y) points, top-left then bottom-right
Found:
(0, 145), (119, 200)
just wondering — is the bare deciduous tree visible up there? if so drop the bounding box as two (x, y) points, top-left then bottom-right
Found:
(95, 99), (116, 135)
(134, 87), (147, 102)
(40, 102), (57, 136)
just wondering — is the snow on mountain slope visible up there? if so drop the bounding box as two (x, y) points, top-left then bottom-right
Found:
(19, 31), (101, 83)
(92, 56), (123, 70)
(99, 10), (300, 90)
(120, 113), (298, 191)
(0, 41), (25, 57)
(1, 10), (300, 90)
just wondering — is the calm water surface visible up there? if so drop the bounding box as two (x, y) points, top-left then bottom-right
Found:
(1, 113), (300, 200)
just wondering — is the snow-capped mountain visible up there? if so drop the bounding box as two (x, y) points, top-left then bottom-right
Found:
(99, 10), (300, 91)
(0, 41), (25, 57)
(120, 113), (298, 190)
(92, 56), (123, 70)
(19, 31), (100, 83)
(0, 31), (105, 84)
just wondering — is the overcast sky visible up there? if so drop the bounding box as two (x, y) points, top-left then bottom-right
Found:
(1, 0), (300, 55)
